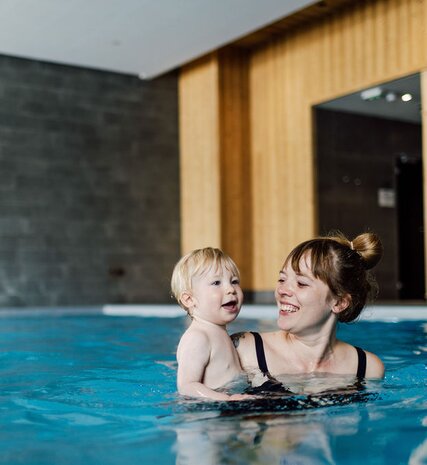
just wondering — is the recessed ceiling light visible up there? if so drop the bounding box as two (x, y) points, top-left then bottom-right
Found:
(360, 87), (383, 101)
(385, 91), (397, 102)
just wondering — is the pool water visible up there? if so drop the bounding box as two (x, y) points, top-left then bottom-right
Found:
(0, 314), (425, 465)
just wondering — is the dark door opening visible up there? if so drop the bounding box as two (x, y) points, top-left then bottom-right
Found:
(395, 155), (425, 300)
(314, 73), (424, 302)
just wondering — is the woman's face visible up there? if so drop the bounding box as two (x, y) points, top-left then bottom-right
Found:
(274, 253), (338, 335)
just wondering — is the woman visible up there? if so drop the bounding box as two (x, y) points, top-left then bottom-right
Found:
(232, 232), (384, 393)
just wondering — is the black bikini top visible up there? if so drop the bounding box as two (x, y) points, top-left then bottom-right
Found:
(251, 331), (367, 380)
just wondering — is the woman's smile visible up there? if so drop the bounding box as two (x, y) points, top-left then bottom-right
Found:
(279, 303), (299, 314)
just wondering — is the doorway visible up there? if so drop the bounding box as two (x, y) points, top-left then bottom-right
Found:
(395, 155), (425, 299)
(314, 74), (424, 301)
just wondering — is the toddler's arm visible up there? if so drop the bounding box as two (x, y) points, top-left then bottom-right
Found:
(177, 330), (249, 401)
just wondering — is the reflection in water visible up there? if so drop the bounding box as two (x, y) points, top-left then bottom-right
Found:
(174, 407), (364, 465)
(167, 321), (427, 465)
(409, 438), (427, 465)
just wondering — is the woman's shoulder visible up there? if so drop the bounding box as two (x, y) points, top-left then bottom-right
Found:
(338, 341), (385, 379)
(231, 330), (281, 348)
(364, 349), (385, 378)
(230, 330), (253, 349)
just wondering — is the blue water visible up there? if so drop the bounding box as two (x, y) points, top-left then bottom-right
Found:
(0, 314), (425, 465)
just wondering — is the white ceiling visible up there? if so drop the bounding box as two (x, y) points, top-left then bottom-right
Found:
(0, 0), (315, 79)
(0, 1), (420, 123)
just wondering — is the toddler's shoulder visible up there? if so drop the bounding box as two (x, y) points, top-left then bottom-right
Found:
(179, 325), (210, 346)
(177, 326), (212, 362)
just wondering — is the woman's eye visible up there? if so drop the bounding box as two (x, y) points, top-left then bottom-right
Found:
(297, 282), (308, 287)
(278, 278), (285, 284)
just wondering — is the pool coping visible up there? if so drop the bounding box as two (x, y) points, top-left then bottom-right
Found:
(0, 304), (426, 322)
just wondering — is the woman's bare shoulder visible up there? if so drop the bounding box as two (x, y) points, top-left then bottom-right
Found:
(365, 350), (385, 378)
(231, 330), (281, 347)
(338, 341), (385, 378)
(230, 331), (253, 349)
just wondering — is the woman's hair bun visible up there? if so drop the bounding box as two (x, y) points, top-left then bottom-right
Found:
(351, 232), (383, 270)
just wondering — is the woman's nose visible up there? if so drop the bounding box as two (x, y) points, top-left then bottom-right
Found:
(277, 282), (292, 296)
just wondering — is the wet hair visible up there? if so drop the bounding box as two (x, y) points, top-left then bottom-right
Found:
(284, 231), (383, 322)
(170, 247), (240, 312)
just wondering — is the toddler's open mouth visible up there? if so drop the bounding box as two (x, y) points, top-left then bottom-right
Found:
(222, 300), (239, 312)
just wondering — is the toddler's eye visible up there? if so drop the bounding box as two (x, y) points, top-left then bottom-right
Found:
(211, 280), (221, 286)
(232, 279), (240, 285)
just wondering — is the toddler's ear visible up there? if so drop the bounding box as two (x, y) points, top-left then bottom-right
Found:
(179, 291), (194, 309)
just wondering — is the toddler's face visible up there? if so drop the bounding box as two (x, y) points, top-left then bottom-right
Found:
(189, 264), (243, 325)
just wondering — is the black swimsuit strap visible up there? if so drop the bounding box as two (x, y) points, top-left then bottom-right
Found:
(355, 346), (367, 379)
(251, 333), (367, 380)
(251, 331), (269, 375)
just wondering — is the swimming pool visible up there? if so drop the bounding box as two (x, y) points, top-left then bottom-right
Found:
(0, 305), (425, 465)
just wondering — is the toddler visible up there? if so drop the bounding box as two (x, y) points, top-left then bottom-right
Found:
(171, 247), (249, 401)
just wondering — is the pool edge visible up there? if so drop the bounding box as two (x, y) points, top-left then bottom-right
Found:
(0, 304), (426, 321)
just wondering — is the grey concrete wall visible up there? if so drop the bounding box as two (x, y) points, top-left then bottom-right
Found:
(0, 55), (180, 306)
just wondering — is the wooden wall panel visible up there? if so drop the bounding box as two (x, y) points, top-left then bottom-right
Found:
(218, 49), (253, 287)
(178, 51), (252, 286)
(250, 33), (319, 289)
(248, 0), (427, 291)
(179, 0), (427, 296)
(179, 54), (221, 253)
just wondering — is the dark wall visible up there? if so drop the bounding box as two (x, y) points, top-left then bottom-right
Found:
(0, 55), (180, 306)
(315, 108), (422, 300)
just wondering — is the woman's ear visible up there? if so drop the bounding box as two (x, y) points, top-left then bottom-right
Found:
(331, 294), (351, 314)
